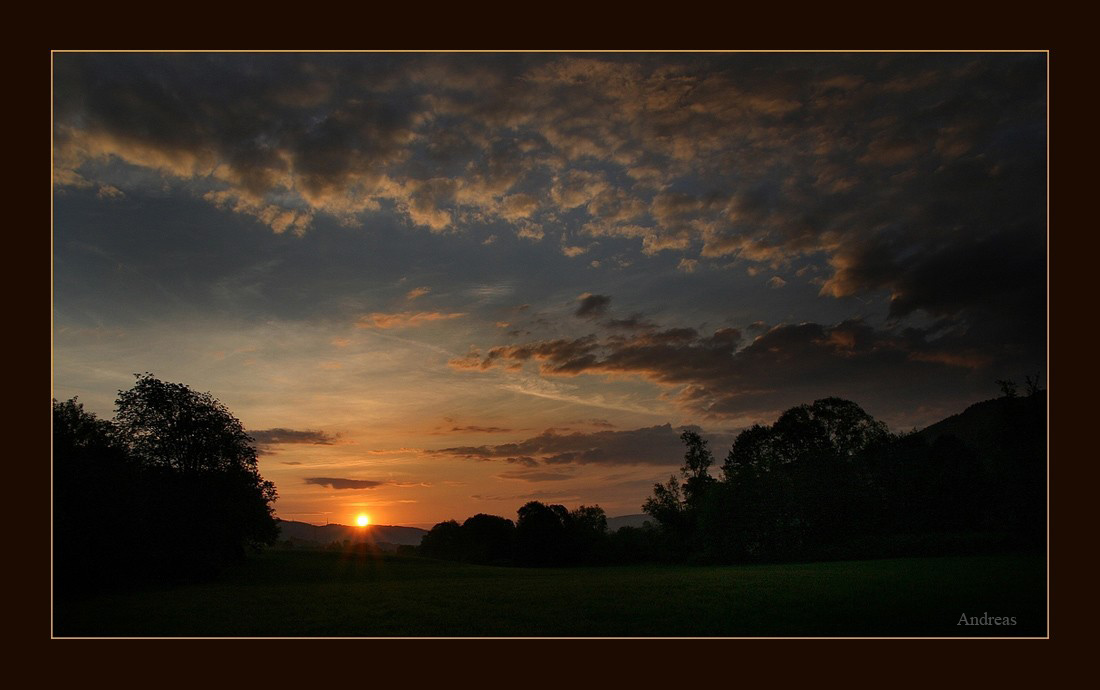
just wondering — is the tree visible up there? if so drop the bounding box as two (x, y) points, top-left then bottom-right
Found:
(679, 430), (717, 510)
(515, 501), (572, 565)
(642, 475), (685, 528)
(1024, 374), (1042, 397)
(643, 430), (719, 560)
(718, 398), (890, 560)
(461, 513), (516, 564)
(116, 373), (260, 475)
(420, 520), (465, 561)
(54, 376), (280, 602)
(114, 374), (279, 555)
(53, 398), (139, 598)
(567, 505), (609, 564)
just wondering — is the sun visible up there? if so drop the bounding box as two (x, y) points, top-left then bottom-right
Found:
(356, 513), (370, 527)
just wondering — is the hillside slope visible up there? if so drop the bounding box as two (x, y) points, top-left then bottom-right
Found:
(276, 520), (427, 546)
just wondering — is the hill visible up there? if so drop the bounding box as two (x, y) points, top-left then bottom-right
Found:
(606, 514), (653, 532)
(917, 390), (1046, 465)
(275, 520), (427, 548)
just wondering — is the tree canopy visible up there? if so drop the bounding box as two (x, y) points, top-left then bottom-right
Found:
(643, 395), (1041, 564)
(53, 375), (278, 598)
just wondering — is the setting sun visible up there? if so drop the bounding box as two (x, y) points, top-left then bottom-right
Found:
(356, 514), (370, 527)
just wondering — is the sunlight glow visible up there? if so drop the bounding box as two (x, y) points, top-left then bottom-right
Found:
(356, 513), (370, 527)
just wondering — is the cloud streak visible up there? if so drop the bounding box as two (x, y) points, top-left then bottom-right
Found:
(250, 428), (338, 445)
(451, 311), (1023, 422)
(429, 424), (734, 466)
(304, 477), (385, 490)
(358, 311), (466, 329)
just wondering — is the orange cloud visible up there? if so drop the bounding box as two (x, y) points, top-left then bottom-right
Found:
(358, 311), (466, 329)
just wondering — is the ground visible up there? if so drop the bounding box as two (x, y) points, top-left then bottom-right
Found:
(54, 550), (1046, 637)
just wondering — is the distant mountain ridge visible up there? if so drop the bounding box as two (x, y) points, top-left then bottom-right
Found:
(277, 514), (653, 547)
(606, 514), (652, 531)
(916, 391), (1046, 467)
(275, 520), (427, 546)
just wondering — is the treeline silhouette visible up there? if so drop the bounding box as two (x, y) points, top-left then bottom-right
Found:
(420, 503), (618, 566)
(419, 391), (1045, 567)
(53, 375), (278, 600)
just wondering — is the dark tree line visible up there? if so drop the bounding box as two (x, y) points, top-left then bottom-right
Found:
(420, 501), (638, 566)
(642, 395), (1046, 564)
(418, 392), (1043, 568)
(54, 375), (278, 599)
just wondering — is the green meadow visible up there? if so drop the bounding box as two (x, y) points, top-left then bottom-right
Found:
(55, 550), (1045, 637)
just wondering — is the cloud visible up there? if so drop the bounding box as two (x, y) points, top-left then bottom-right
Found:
(497, 469), (576, 482)
(304, 477), (385, 489)
(406, 286), (432, 300)
(448, 425), (514, 433)
(767, 276), (787, 289)
(516, 222), (545, 241)
(429, 424), (732, 466)
(358, 311), (466, 329)
(500, 193), (539, 221)
(250, 428), (338, 445)
(471, 489), (580, 502)
(450, 310), (1027, 423)
(96, 184), (124, 200)
(575, 293), (611, 318)
(604, 313), (657, 331)
(567, 418), (617, 429)
(55, 53), (1044, 375)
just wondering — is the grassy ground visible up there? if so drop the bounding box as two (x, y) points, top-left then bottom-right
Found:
(54, 550), (1046, 637)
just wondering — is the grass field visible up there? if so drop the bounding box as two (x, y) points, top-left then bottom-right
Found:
(54, 550), (1046, 637)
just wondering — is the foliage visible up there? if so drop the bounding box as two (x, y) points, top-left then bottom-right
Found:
(643, 395), (1043, 564)
(114, 373), (278, 549)
(642, 429), (720, 559)
(53, 375), (278, 598)
(115, 374), (260, 475)
(420, 502), (610, 566)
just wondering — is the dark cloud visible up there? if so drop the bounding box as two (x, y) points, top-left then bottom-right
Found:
(54, 55), (1044, 340)
(449, 425), (513, 433)
(604, 313), (657, 331)
(567, 418), (617, 429)
(250, 428), (338, 445)
(430, 424), (734, 466)
(452, 314), (1031, 426)
(575, 293), (612, 318)
(497, 470), (576, 482)
(304, 477), (384, 490)
(55, 53), (1045, 430)
(503, 456), (540, 467)
(471, 489), (581, 502)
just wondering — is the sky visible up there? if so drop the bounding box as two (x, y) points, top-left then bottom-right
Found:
(52, 52), (1047, 528)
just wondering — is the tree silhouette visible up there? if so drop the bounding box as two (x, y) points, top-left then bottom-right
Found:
(515, 501), (572, 566)
(567, 505), (609, 564)
(679, 430), (717, 509)
(461, 513), (516, 564)
(53, 398), (137, 597)
(643, 430), (721, 560)
(114, 374), (278, 556)
(54, 375), (278, 599)
(420, 520), (465, 561)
